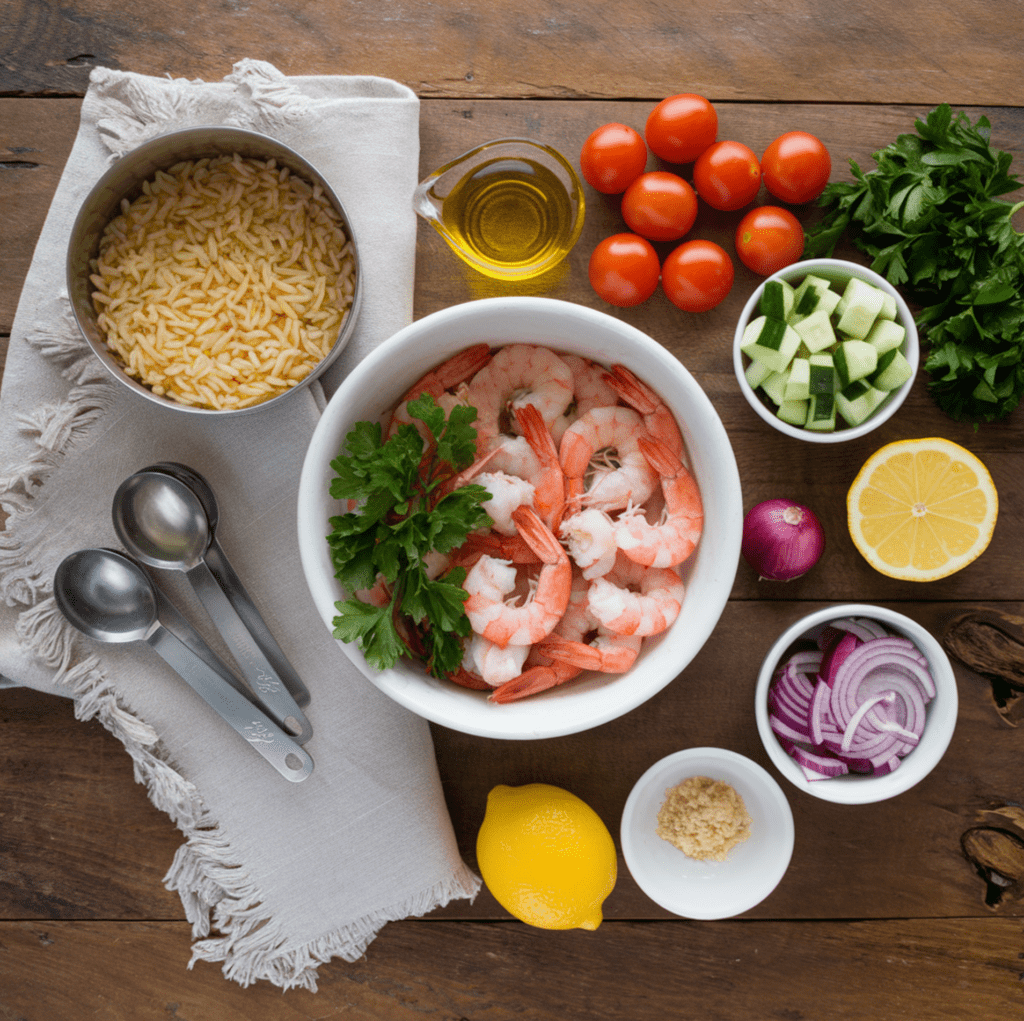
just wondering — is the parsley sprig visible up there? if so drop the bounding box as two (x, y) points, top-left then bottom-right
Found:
(805, 104), (1024, 423)
(327, 394), (491, 678)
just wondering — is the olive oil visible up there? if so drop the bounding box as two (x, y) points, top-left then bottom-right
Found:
(437, 157), (578, 279)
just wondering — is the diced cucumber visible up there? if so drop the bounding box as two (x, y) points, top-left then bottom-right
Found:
(868, 348), (913, 391)
(835, 278), (886, 339)
(878, 291), (898, 321)
(791, 274), (835, 318)
(741, 315), (801, 373)
(760, 370), (788, 406)
(808, 353), (836, 395)
(745, 358), (773, 390)
(777, 399), (809, 426)
(783, 358), (811, 402)
(834, 340), (878, 389)
(805, 392), (837, 431)
(761, 279), (796, 321)
(792, 308), (837, 354)
(864, 318), (905, 355)
(836, 380), (888, 427)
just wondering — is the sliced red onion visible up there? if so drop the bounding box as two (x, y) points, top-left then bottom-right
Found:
(768, 617), (936, 782)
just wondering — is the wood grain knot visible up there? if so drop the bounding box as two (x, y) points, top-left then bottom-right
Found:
(962, 805), (1024, 908)
(943, 608), (1024, 725)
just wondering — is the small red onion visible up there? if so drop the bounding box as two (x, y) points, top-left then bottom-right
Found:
(742, 499), (825, 581)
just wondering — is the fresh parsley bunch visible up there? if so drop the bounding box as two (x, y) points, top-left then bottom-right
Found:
(805, 104), (1024, 423)
(327, 394), (491, 678)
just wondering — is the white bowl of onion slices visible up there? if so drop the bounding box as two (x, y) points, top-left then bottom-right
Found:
(754, 604), (958, 804)
(297, 296), (743, 740)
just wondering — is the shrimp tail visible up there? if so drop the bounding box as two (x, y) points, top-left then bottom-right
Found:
(401, 343), (492, 403)
(513, 402), (566, 531)
(488, 662), (583, 703)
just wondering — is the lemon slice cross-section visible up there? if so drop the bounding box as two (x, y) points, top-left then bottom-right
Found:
(847, 437), (998, 582)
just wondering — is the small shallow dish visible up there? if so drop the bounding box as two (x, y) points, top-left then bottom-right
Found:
(297, 296), (743, 740)
(733, 258), (918, 443)
(620, 747), (794, 920)
(67, 125), (361, 416)
(755, 604), (958, 804)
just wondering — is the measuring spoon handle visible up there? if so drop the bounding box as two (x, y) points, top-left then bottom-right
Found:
(147, 625), (313, 783)
(203, 538), (311, 707)
(185, 559), (313, 744)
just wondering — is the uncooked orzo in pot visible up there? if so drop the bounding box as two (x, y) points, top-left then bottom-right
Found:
(655, 775), (751, 862)
(90, 153), (355, 410)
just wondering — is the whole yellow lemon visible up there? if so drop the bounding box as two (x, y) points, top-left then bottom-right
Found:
(476, 783), (617, 930)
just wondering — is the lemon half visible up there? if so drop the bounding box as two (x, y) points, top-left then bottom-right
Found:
(476, 783), (617, 930)
(847, 437), (998, 582)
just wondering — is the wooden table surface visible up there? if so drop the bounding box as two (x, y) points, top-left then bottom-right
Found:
(2, 3), (1024, 1018)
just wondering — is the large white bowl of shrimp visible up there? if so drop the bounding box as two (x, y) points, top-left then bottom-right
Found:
(297, 296), (743, 740)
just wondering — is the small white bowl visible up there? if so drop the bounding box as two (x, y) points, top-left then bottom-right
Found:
(754, 604), (958, 804)
(733, 258), (919, 443)
(621, 747), (794, 920)
(297, 296), (743, 740)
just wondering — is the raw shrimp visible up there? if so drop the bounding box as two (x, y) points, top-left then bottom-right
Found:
(465, 634), (532, 686)
(488, 575), (590, 703)
(587, 551), (685, 637)
(559, 406), (659, 512)
(467, 344), (574, 452)
(463, 505), (571, 648)
(604, 364), (684, 458)
(616, 434), (704, 569)
(551, 354), (621, 444)
(513, 402), (565, 530)
(560, 507), (618, 580)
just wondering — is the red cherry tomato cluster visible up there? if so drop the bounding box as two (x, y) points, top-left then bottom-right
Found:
(579, 97), (831, 310)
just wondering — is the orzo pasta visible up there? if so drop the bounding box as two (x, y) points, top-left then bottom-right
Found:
(90, 153), (355, 410)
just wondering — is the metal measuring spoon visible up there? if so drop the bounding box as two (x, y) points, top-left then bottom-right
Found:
(53, 548), (313, 783)
(143, 462), (310, 709)
(111, 470), (313, 744)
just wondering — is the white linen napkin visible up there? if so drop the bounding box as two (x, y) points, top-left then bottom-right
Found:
(0, 60), (479, 991)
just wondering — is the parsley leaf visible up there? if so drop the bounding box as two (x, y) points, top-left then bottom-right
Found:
(326, 395), (491, 678)
(805, 105), (1024, 424)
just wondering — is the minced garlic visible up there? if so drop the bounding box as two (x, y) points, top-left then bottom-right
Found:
(655, 776), (751, 862)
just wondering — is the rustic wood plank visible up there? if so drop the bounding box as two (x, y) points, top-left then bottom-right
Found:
(0, 918), (1021, 1019)
(3, 0), (1023, 106)
(4, 601), (1021, 924)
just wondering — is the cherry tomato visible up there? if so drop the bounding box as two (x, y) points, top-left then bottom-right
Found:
(661, 239), (734, 313)
(692, 140), (761, 211)
(579, 123), (649, 194)
(735, 206), (806, 276)
(589, 233), (661, 307)
(645, 94), (718, 164)
(620, 172), (698, 242)
(761, 130), (831, 204)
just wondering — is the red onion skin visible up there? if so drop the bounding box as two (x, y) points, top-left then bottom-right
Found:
(742, 499), (825, 581)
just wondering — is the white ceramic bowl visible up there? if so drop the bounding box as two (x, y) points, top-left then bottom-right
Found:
(754, 604), (958, 804)
(733, 258), (919, 443)
(297, 296), (743, 740)
(620, 747), (794, 919)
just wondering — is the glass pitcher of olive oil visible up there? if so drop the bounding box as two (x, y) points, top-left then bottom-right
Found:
(413, 138), (585, 282)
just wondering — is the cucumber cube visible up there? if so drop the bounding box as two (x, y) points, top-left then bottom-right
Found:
(834, 340), (879, 389)
(805, 392), (837, 431)
(745, 358), (773, 390)
(760, 370), (788, 406)
(783, 358), (811, 402)
(836, 380), (887, 427)
(869, 348), (913, 391)
(777, 399), (809, 426)
(792, 308), (837, 353)
(760, 279), (796, 321)
(864, 318), (905, 355)
(878, 291), (898, 321)
(836, 278), (886, 339)
(740, 315), (801, 373)
(808, 353), (836, 395)
(791, 274), (835, 318)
